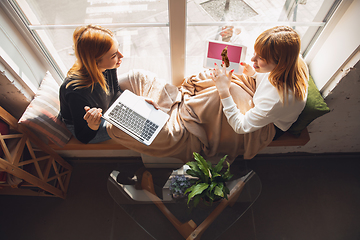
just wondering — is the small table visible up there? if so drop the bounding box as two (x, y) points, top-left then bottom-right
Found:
(107, 165), (261, 240)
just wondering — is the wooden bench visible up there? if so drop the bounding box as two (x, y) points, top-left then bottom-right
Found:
(49, 137), (129, 151)
(48, 128), (309, 168)
(268, 128), (310, 147)
(49, 128), (310, 153)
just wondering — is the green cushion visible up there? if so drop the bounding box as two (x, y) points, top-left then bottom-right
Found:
(287, 75), (330, 137)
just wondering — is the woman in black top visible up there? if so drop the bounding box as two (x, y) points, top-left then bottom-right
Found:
(59, 25), (124, 143)
(60, 25), (158, 144)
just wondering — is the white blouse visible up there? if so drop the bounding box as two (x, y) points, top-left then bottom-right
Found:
(221, 73), (307, 134)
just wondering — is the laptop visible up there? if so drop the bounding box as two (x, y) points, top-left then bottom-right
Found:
(103, 90), (169, 146)
(204, 40), (247, 74)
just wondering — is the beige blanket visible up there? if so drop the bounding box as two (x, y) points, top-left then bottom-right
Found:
(107, 69), (275, 163)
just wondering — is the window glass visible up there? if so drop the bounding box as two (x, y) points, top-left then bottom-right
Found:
(185, 0), (332, 76)
(13, 0), (336, 82)
(16, 0), (170, 80)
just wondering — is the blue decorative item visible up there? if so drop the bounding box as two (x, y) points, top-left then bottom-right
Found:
(169, 175), (193, 199)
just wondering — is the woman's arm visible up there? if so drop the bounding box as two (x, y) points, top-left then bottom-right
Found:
(211, 64), (249, 133)
(240, 62), (256, 77)
(221, 95), (278, 134)
(83, 106), (103, 130)
(67, 93), (100, 143)
(212, 62), (256, 99)
(221, 97), (247, 133)
(212, 63), (274, 134)
(211, 63), (233, 99)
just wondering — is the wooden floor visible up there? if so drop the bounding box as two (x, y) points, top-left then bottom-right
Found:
(0, 152), (359, 240)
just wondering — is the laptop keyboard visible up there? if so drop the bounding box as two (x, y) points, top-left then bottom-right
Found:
(108, 103), (159, 141)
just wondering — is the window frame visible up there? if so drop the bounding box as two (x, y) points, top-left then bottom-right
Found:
(0, 0), (346, 88)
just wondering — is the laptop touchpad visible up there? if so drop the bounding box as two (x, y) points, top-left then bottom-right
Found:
(133, 98), (153, 117)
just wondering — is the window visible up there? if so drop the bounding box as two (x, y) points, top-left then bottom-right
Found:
(4, 0), (340, 84)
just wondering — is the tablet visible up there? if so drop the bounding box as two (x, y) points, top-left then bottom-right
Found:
(204, 40), (247, 74)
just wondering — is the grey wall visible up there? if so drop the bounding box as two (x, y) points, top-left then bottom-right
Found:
(260, 59), (360, 155)
(0, 71), (30, 119)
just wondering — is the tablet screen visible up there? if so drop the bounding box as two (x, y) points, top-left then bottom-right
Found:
(204, 40), (247, 74)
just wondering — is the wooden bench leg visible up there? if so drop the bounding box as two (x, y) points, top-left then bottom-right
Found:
(141, 170), (197, 239)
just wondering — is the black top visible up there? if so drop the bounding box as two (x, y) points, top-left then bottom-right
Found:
(59, 69), (121, 143)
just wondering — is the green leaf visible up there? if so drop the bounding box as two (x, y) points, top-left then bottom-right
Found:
(186, 161), (198, 170)
(223, 161), (233, 181)
(186, 169), (201, 178)
(225, 174), (234, 182)
(187, 183), (209, 205)
(217, 182), (224, 191)
(193, 152), (210, 178)
(184, 186), (192, 195)
(192, 152), (204, 165)
(223, 186), (230, 195)
(213, 155), (227, 173)
(186, 162), (201, 176)
(214, 186), (224, 197)
(209, 182), (217, 192)
(212, 172), (221, 179)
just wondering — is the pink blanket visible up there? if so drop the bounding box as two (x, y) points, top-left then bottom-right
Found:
(107, 69), (275, 163)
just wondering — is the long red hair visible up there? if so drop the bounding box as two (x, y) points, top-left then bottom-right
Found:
(66, 25), (115, 94)
(254, 26), (308, 104)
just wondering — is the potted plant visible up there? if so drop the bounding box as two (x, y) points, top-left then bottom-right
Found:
(184, 152), (234, 208)
(168, 174), (193, 199)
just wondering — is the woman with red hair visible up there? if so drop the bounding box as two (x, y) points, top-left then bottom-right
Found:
(212, 26), (309, 140)
(59, 25), (124, 143)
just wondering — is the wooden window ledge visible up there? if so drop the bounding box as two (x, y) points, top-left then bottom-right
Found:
(49, 128), (310, 151)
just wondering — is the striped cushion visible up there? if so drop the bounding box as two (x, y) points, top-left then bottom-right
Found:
(18, 71), (71, 147)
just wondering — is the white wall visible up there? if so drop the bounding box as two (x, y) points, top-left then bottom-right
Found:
(306, 0), (360, 92)
(0, 7), (47, 94)
(0, 6), (47, 118)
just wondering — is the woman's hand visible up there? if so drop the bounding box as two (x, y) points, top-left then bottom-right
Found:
(241, 62), (256, 76)
(84, 106), (103, 130)
(144, 98), (160, 110)
(220, 26), (234, 42)
(211, 62), (233, 99)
